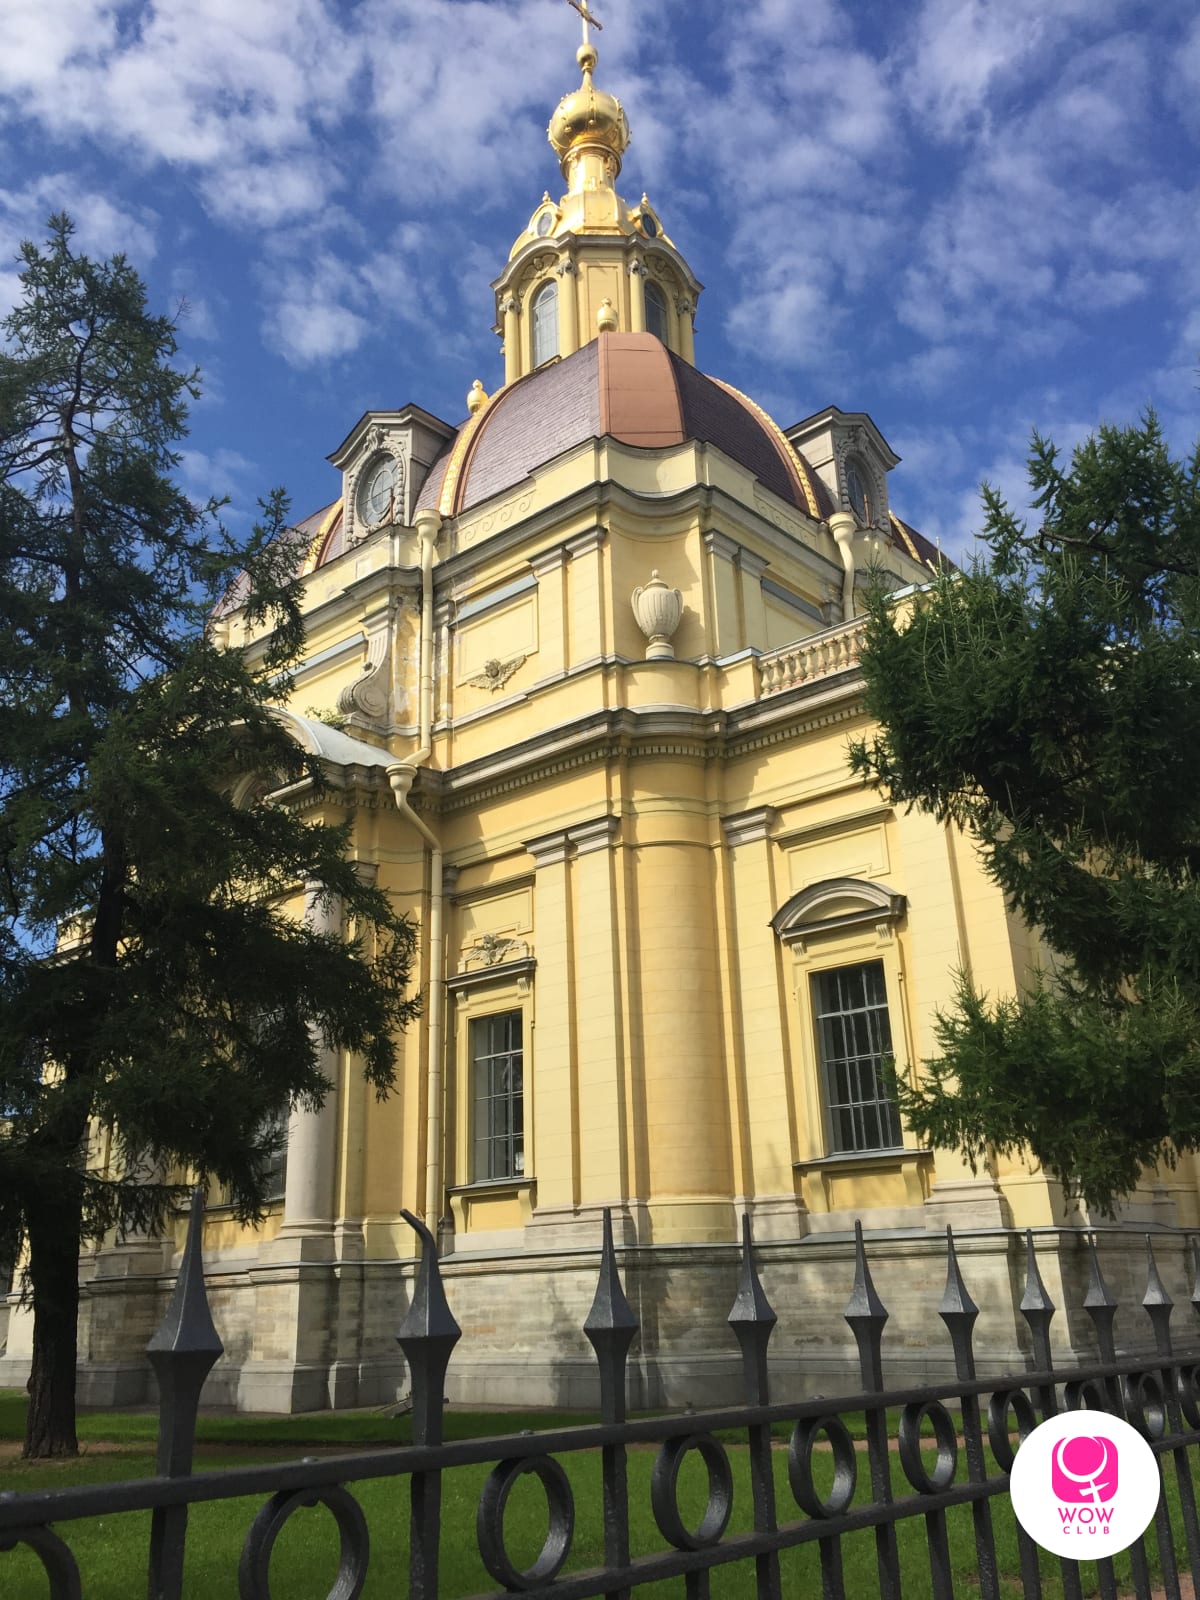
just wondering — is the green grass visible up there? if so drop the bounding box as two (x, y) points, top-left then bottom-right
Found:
(0, 1391), (1186, 1597)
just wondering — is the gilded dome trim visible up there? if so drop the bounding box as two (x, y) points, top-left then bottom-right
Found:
(708, 377), (821, 522)
(301, 498), (344, 575)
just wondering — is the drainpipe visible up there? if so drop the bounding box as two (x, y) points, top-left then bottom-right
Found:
(829, 510), (858, 621)
(387, 507), (445, 1241)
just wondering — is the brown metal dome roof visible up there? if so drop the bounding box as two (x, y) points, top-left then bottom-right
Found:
(420, 333), (831, 520)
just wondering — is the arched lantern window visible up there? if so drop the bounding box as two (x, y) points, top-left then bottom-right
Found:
(645, 281), (668, 344)
(531, 281), (559, 368)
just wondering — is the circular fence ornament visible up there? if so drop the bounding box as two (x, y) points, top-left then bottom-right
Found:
(476, 1455), (575, 1590)
(787, 1416), (857, 1517)
(986, 1387), (1038, 1473)
(0, 1516), (83, 1600)
(898, 1401), (959, 1495)
(237, 1485), (369, 1600)
(650, 1433), (734, 1551)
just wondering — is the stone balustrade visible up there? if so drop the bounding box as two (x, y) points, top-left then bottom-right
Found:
(757, 616), (867, 695)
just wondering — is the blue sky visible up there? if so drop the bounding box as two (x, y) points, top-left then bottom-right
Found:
(2, 0), (1197, 561)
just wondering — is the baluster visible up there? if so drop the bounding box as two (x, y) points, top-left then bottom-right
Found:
(844, 1221), (901, 1600)
(397, 1210), (461, 1600)
(1143, 1237), (1194, 1600)
(728, 1214), (780, 1600)
(583, 1208), (638, 1600)
(1019, 1230), (1082, 1600)
(145, 1189), (224, 1600)
(940, 1229), (1002, 1600)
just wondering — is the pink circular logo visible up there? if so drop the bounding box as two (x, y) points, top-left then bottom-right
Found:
(1010, 1412), (1159, 1557)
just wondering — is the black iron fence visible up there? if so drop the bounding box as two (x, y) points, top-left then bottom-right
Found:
(3, 1193), (1200, 1598)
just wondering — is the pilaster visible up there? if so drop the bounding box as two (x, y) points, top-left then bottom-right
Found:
(523, 828), (578, 1215)
(566, 526), (608, 663)
(722, 808), (806, 1239)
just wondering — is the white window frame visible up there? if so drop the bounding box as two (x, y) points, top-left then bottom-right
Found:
(531, 281), (559, 368)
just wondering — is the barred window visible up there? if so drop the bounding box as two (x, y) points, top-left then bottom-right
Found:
(532, 282), (559, 368)
(812, 961), (902, 1154)
(472, 1011), (524, 1181)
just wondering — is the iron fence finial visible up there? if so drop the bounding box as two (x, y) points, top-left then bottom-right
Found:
(397, 1210), (460, 1439)
(145, 1187), (223, 1599)
(583, 1208), (638, 1425)
(728, 1213), (777, 1402)
(1143, 1233), (1175, 1357)
(1083, 1232), (1119, 1360)
(845, 1220), (888, 1392)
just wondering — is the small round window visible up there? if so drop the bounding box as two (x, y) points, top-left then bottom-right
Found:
(846, 459), (871, 524)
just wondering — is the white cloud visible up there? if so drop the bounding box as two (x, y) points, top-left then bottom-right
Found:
(262, 262), (369, 367)
(899, 0), (1137, 140)
(177, 444), (256, 504)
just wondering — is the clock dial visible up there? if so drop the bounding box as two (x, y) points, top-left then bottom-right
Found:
(362, 458), (397, 525)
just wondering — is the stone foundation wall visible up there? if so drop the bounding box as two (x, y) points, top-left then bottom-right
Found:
(3, 1228), (1191, 1413)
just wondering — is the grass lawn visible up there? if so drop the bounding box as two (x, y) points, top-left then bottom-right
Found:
(0, 1389), (1182, 1597)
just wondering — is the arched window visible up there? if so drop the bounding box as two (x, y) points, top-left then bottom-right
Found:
(773, 878), (908, 1155)
(531, 282), (559, 368)
(645, 281), (668, 344)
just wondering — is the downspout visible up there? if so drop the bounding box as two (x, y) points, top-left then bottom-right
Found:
(829, 510), (859, 621)
(387, 506), (444, 1240)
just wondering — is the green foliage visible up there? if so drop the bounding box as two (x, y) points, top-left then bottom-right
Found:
(851, 414), (1200, 1213)
(0, 221), (418, 1368)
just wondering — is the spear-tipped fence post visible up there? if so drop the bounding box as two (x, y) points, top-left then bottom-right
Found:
(398, 1209), (460, 1600)
(727, 1214), (780, 1600)
(845, 1221), (901, 1600)
(940, 1229), (1001, 1600)
(1143, 1235), (1200, 1595)
(1081, 1235), (1131, 1600)
(1019, 1230), (1083, 1600)
(145, 1189), (223, 1600)
(583, 1208), (638, 1600)
(1019, 1229), (1056, 1397)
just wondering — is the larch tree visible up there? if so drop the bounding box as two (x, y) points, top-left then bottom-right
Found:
(850, 413), (1200, 1216)
(0, 217), (419, 1458)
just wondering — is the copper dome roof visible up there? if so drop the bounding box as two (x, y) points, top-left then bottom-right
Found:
(417, 333), (832, 521)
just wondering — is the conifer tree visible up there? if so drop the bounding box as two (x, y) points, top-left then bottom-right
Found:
(0, 217), (419, 1458)
(850, 415), (1200, 1215)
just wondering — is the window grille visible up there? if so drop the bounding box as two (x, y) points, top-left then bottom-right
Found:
(812, 959), (902, 1152)
(472, 1011), (524, 1180)
(531, 282), (559, 368)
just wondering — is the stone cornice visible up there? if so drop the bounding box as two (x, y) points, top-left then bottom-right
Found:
(407, 670), (868, 812)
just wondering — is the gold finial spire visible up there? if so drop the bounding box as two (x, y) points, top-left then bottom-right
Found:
(549, 0), (629, 186)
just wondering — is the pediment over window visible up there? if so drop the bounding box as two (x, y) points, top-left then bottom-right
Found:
(771, 877), (906, 946)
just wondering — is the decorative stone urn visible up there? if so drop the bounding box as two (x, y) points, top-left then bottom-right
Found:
(631, 571), (684, 659)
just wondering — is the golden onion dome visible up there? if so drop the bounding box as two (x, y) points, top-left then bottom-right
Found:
(548, 42), (630, 180)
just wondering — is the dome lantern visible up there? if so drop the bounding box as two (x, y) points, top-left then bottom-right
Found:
(491, 0), (703, 386)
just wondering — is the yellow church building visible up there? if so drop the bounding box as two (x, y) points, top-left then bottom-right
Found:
(3, 18), (1194, 1412)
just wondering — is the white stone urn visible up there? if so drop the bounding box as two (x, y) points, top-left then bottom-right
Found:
(631, 571), (684, 659)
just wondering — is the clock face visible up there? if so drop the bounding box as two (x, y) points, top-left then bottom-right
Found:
(361, 457), (398, 526)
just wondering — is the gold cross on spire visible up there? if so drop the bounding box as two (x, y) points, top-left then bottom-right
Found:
(566, 0), (603, 46)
